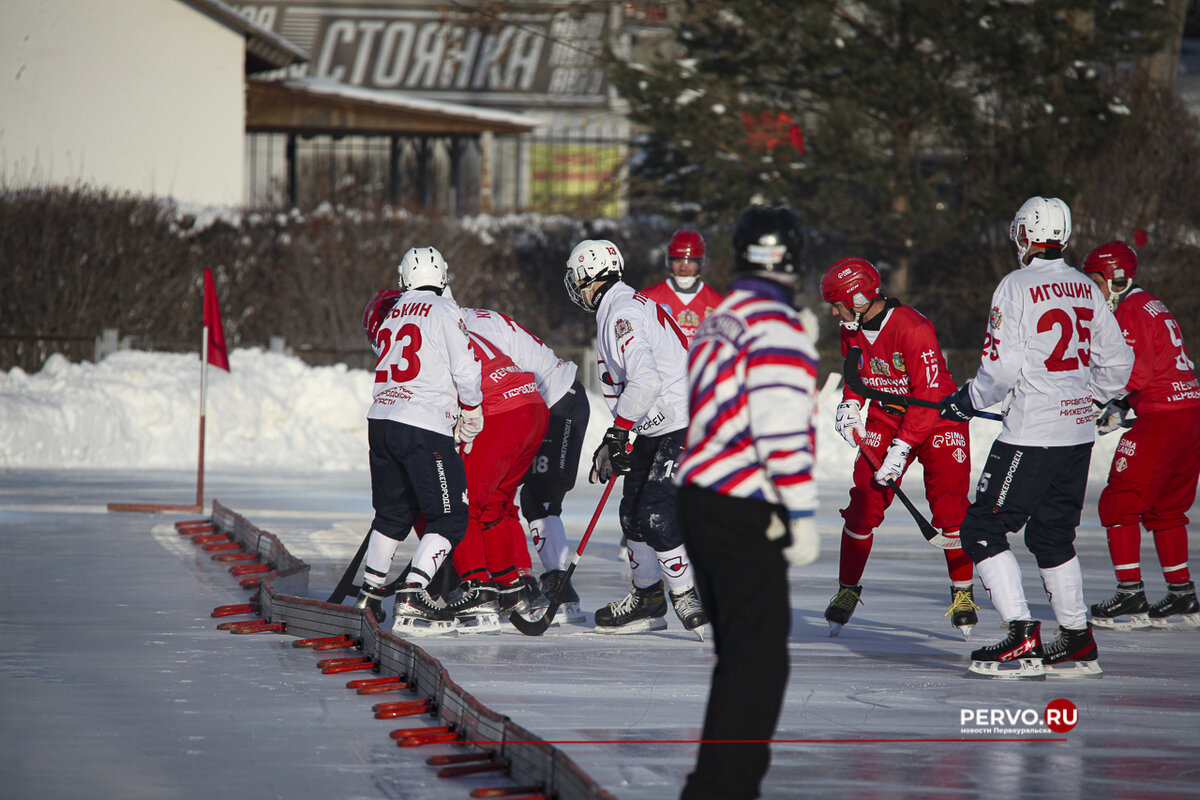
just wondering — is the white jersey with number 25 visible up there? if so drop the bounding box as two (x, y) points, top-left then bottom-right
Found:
(969, 256), (1133, 447)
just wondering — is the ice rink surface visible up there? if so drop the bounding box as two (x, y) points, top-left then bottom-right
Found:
(2, 467), (1198, 800)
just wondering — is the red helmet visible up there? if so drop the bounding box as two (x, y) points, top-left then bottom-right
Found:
(666, 230), (705, 266)
(820, 257), (881, 308)
(1083, 241), (1137, 284)
(363, 289), (403, 342)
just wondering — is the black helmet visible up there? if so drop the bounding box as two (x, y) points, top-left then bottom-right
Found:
(731, 205), (805, 278)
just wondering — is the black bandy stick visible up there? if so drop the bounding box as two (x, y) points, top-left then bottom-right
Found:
(326, 530), (371, 604)
(843, 347), (1003, 422)
(509, 479), (617, 636)
(852, 431), (958, 550)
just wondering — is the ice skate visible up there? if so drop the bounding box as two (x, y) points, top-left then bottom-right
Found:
(500, 576), (550, 617)
(965, 620), (1045, 680)
(1043, 624), (1103, 679)
(945, 586), (979, 640)
(824, 584), (862, 637)
(1090, 581), (1151, 630)
(353, 583), (386, 624)
(540, 568), (586, 623)
(391, 583), (456, 637)
(1148, 581), (1200, 630)
(669, 585), (710, 641)
(446, 580), (502, 634)
(594, 582), (667, 634)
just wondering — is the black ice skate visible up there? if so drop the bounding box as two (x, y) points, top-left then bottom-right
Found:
(446, 580), (502, 634)
(965, 619), (1045, 680)
(824, 584), (863, 637)
(1148, 581), (1200, 630)
(353, 583), (386, 624)
(594, 581), (667, 634)
(499, 576), (550, 618)
(391, 583), (456, 637)
(669, 585), (710, 641)
(1090, 581), (1151, 630)
(540, 568), (585, 623)
(1043, 624), (1104, 678)
(945, 586), (980, 640)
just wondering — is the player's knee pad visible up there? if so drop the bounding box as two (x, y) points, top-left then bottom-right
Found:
(1097, 483), (1147, 528)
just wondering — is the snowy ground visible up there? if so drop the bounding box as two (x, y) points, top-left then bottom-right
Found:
(2, 350), (1198, 799)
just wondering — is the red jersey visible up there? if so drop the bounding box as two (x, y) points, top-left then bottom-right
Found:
(839, 300), (958, 447)
(641, 280), (724, 345)
(466, 331), (542, 415)
(1115, 287), (1200, 413)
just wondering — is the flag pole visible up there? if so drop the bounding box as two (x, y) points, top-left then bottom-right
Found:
(198, 323), (209, 508)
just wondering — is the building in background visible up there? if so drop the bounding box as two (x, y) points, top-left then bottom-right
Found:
(237, 0), (645, 216)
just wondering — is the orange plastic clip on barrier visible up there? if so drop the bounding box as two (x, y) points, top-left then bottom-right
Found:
(357, 682), (405, 695)
(346, 675), (401, 689)
(470, 788), (547, 799)
(437, 761), (505, 779)
(212, 552), (258, 562)
(176, 523), (215, 535)
(372, 699), (428, 714)
(390, 725), (451, 740)
(323, 661), (376, 675)
(397, 732), (459, 747)
(374, 701), (430, 719)
(229, 563), (271, 576)
(191, 533), (231, 545)
(317, 656), (369, 669)
(174, 519), (211, 530)
(239, 576), (269, 588)
(228, 621), (285, 635)
(294, 636), (354, 649)
(211, 603), (258, 618)
(470, 787), (546, 799)
(203, 542), (242, 552)
(314, 638), (356, 652)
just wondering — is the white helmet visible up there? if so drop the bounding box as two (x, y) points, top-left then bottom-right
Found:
(564, 239), (624, 311)
(398, 246), (448, 291)
(1009, 197), (1071, 264)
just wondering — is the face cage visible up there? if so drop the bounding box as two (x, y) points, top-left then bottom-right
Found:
(565, 269), (600, 311)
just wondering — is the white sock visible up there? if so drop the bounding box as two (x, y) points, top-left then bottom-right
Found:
(409, 533), (452, 588)
(1040, 557), (1087, 629)
(363, 529), (399, 589)
(532, 515), (569, 571)
(976, 549), (1031, 622)
(656, 544), (694, 594)
(626, 539), (662, 588)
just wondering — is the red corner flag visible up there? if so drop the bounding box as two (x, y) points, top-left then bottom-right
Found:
(203, 268), (230, 372)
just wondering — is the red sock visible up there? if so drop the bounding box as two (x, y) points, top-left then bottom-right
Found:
(943, 543), (974, 585)
(1152, 526), (1191, 584)
(1106, 524), (1143, 583)
(838, 526), (873, 586)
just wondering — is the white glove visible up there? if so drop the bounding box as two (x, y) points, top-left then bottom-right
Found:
(835, 400), (866, 446)
(1095, 401), (1127, 436)
(784, 513), (819, 566)
(454, 405), (484, 453)
(873, 438), (912, 485)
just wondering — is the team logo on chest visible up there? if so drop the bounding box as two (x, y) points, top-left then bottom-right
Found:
(614, 317), (633, 339)
(870, 356), (890, 376)
(892, 353), (906, 372)
(1115, 457), (1128, 473)
(953, 447), (967, 463)
(679, 309), (700, 328)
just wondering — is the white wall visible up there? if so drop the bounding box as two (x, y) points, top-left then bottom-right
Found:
(0, 0), (247, 207)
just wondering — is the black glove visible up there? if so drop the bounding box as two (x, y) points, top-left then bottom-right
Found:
(590, 426), (633, 484)
(940, 382), (976, 422)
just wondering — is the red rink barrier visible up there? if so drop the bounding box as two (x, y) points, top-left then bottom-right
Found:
(202, 500), (614, 800)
